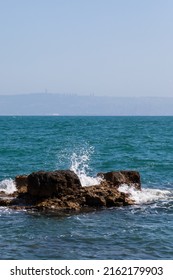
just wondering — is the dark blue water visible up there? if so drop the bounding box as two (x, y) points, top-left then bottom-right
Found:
(0, 116), (173, 259)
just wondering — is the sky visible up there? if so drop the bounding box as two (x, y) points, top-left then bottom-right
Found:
(0, 0), (173, 97)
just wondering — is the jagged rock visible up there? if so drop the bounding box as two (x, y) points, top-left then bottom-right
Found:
(1, 169), (141, 212)
(98, 170), (141, 190)
(83, 182), (134, 208)
(85, 193), (106, 207)
(27, 170), (82, 197)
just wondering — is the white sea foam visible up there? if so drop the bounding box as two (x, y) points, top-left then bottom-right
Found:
(118, 184), (172, 205)
(0, 179), (17, 194)
(70, 148), (102, 187)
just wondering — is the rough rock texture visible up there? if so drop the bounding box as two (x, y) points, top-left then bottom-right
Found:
(98, 171), (141, 190)
(15, 175), (28, 193)
(27, 170), (82, 197)
(83, 182), (134, 208)
(0, 169), (141, 212)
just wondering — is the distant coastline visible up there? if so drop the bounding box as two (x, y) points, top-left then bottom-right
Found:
(0, 93), (173, 116)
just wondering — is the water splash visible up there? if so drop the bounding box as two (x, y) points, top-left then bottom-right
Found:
(0, 179), (17, 194)
(70, 147), (102, 186)
(118, 184), (172, 205)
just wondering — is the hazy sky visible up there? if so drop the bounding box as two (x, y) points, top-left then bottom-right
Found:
(0, 0), (173, 97)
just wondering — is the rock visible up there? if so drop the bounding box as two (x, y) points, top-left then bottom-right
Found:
(85, 193), (106, 207)
(83, 181), (134, 208)
(27, 170), (82, 198)
(0, 169), (141, 213)
(15, 175), (28, 193)
(98, 170), (141, 190)
(0, 198), (11, 207)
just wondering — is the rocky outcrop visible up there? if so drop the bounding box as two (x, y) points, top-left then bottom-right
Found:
(0, 169), (141, 212)
(27, 170), (82, 197)
(98, 171), (141, 190)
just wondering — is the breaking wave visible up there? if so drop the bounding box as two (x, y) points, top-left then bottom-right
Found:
(118, 184), (173, 205)
(70, 147), (102, 187)
(0, 179), (17, 194)
(69, 146), (173, 208)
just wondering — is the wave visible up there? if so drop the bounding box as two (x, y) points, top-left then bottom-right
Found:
(0, 176), (173, 210)
(69, 147), (173, 207)
(118, 184), (173, 205)
(70, 147), (102, 187)
(1, 145), (172, 208)
(0, 179), (17, 194)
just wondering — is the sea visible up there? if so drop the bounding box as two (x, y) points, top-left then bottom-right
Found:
(0, 116), (173, 260)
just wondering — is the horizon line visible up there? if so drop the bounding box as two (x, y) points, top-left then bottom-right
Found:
(0, 92), (173, 98)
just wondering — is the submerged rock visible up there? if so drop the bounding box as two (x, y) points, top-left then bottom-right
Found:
(0, 169), (141, 212)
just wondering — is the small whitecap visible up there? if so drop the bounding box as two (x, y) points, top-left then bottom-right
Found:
(118, 184), (172, 205)
(0, 179), (17, 194)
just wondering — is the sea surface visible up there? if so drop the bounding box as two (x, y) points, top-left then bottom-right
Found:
(0, 116), (173, 260)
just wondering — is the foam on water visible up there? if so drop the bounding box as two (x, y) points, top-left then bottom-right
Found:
(0, 179), (17, 194)
(70, 148), (102, 187)
(118, 184), (172, 205)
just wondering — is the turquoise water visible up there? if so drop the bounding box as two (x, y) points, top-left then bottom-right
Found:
(0, 116), (173, 259)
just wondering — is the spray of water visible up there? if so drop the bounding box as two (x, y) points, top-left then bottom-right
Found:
(118, 184), (172, 205)
(70, 147), (102, 186)
(0, 179), (17, 194)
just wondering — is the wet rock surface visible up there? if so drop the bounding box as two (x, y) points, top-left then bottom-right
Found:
(98, 171), (141, 190)
(0, 170), (141, 213)
(27, 170), (82, 197)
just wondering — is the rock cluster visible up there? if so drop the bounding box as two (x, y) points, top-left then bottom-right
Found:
(0, 170), (141, 213)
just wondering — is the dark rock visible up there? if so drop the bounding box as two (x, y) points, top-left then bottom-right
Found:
(0, 169), (141, 213)
(85, 193), (106, 207)
(0, 198), (11, 206)
(15, 175), (28, 193)
(27, 170), (82, 198)
(83, 182), (135, 208)
(98, 170), (141, 190)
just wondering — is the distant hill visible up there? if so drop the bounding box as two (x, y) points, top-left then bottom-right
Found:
(0, 93), (173, 116)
